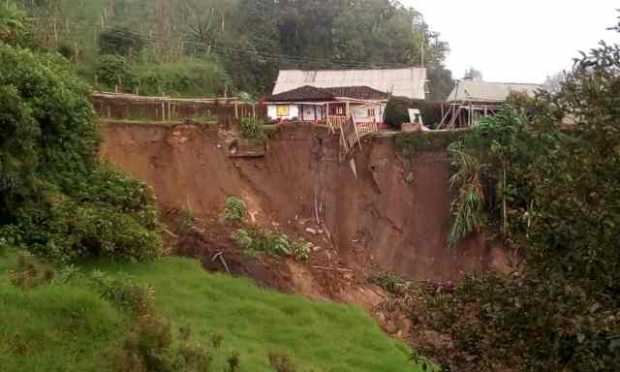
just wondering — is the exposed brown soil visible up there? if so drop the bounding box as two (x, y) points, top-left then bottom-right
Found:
(99, 121), (509, 341)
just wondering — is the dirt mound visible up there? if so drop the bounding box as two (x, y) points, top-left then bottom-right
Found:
(177, 227), (295, 292)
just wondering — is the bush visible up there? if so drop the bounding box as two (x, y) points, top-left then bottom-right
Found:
(239, 117), (265, 140)
(98, 27), (144, 57)
(0, 44), (162, 262)
(96, 54), (137, 90)
(132, 58), (230, 97)
(90, 271), (155, 316)
(231, 228), (310, 262)
(222, 197), (247, 222)
(383, 96), (411, 129)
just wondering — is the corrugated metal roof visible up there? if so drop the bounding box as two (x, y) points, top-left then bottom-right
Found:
(446, 80), (542, 102)
(273, 67), (427, 100)
(266, 85), (388, 102)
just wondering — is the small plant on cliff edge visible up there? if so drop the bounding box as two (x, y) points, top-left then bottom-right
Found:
(231, 228), (310, 262)
(239, 117), (265, 140)
(222, 196), (247, 222)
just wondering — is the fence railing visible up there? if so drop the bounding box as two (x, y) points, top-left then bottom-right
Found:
(91, 91), (267, 125)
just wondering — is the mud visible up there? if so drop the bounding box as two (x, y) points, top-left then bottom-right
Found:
(100, 121), (504, 283)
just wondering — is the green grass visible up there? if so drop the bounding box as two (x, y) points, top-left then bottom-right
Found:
(0, 250), (422, 371)
(0, 251), (127, 371)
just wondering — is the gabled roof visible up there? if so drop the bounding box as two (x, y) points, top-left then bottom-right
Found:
(273, 67), (427, 100)
(266, 85), (388, 102)
(447, 80), (542, 103)
(267, 86), (335, 102)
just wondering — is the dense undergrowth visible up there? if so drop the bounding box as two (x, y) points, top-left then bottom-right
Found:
(412, 26), (620, 371)
(0, 37), (161, 263)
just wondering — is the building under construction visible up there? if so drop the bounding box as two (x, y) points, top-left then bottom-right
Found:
(438, 80), (542, 129)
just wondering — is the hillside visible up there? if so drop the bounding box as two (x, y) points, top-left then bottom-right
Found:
(0, 249), (423, 371)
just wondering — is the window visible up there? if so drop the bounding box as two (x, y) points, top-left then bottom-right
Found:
(276, 105), (289, 117)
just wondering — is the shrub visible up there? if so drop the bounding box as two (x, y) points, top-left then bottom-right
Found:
(0, 1), (30, 46)
(239, 117), (265, 139)
(0, 44), (162, 263)
(414, 35), (620, 371)
(222, 196), (247, 222)
(96, 54), (137, 90)
(231, 228), (310, 262)
(383, 96), (411, 129)
(97, 27), (144, 57)
(90, 271), (155, 316)
(132, 58), (230, 97)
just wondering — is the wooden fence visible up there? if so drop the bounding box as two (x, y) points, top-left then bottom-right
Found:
(91, 92), (267, 125)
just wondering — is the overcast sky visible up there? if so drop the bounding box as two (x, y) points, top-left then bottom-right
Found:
(403, 0), (620, 83)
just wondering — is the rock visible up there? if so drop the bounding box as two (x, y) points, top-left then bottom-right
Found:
(405, 172), (415, 184)
(305, 227), (317, 235)
(312, 246), (322, 252)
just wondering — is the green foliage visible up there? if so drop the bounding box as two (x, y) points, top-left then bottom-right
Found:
(8, 252), (55, 289)
(0, 44), (162, 262)
(98, 27), (144, 57)
(447, 143), (485, 247)
(222, 196), (247, 222)
(131, 58), (230, 97)
(417, 36), (620, 371)
(384, 96), (411, 129)
(90, 271), (155, 316)
(97, 256), (419, 371)
(231, 228), (311, 262)
(394, 131), (467, 159)
(96, 54), (136, 89)
(0, 1), (30, 46)
(269, 352), (297, 372)
(21, 0), (452, 96)
(239, 117), (265, 140)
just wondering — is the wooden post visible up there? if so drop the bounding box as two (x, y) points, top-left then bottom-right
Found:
(345, 102), (350, 118)
(300, 104), (304, 122)
(234, 102), (239, 119)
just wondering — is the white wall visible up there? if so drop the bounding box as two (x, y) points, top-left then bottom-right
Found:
(267, 104), (300, 121)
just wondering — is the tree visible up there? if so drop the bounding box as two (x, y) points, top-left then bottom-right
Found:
(415, 22), (620, 371)
(463, 67), (483, 81)
(542, 71), (567, 93)
(97, 27), (144, 57)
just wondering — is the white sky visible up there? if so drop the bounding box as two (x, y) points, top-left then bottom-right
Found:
(403, 0), (620, 83)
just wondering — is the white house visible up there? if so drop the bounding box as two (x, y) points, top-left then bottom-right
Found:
(265, 67), (427, 126)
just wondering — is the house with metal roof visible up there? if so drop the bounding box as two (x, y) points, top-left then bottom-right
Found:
(439, 80), (542, 128)
(272, 67), (427, 100)
(265, 67), (426, 129)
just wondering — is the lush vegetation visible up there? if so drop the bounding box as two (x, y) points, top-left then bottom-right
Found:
(17, 0), (453, 98)
(0, 249), (421, 371)
(415, 25), (620, 371)
(0, 34), (161, 262)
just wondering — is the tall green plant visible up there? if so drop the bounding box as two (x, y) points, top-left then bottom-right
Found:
(447, 143), (485, 247)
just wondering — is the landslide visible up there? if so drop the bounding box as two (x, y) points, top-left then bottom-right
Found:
(100, 123), (505, 292)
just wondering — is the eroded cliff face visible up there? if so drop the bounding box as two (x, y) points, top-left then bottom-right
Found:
(100, 122), (501, 281)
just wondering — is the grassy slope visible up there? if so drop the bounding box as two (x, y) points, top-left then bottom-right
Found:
(0, 252), (127, 372)
(0, 251), (421, 371)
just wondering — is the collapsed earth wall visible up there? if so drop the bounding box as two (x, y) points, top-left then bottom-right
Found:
(100, 122), (501, 281)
